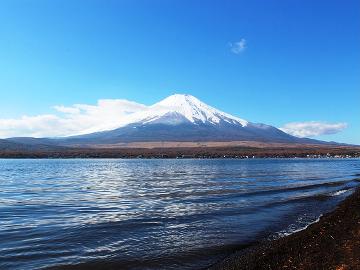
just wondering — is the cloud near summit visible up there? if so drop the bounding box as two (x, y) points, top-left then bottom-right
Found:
(0, 99), (147, 138)
(280, 121), (348, 138)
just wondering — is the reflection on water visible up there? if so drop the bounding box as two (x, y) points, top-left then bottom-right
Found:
(0, 158), (359, 269)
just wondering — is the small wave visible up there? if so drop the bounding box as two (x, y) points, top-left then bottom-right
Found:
(275, 214), (322, 238)
(331, 189), (349, 196)
(218, 180), (350, 201)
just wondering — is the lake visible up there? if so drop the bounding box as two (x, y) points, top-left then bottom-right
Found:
(0, 158), (359, 269)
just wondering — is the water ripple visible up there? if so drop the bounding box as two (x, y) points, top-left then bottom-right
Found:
(0, 158), (359, 270)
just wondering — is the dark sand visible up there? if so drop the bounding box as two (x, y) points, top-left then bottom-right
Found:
(210, 187), (360, 270)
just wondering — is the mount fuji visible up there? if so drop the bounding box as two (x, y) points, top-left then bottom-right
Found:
(126, 94), (249, 127)
(27, 93), (319, 146)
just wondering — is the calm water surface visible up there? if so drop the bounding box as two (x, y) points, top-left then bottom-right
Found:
(0, 158), (359, 270)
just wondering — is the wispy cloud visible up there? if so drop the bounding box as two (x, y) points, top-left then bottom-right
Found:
(280, 121), (348, 138)
(0, 99), (147, 138)
(229, 38), (247, 54)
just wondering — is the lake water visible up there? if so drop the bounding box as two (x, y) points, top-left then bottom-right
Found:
(0, 158), (359, 270)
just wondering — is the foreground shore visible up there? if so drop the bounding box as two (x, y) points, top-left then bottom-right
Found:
(210, 187), (360, 270)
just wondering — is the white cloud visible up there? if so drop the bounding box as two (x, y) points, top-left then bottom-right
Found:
(280, 121), (348, 138)
(229, 38), (247, 54)
(53, 105), (80, 114)
(0, 99), (147, 138)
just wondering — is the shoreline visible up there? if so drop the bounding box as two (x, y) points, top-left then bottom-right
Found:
(209, 187), (360, 270)
(1, 155), (360, 159)
(1, 157), (360, 160)
(1, 141), (360, 159)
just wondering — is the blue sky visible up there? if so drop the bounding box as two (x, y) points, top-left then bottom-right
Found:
(0, 0), (359, 143)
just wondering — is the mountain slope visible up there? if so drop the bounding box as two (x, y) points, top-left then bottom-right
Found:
(54, 94), (323, 145)
(128, 94), (249, 126)
(0, 139), (66, 151)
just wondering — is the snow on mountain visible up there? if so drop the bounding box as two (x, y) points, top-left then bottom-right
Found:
(126, 94), (249, 127)
(58, 93), (308, 144)
(6, 93), (326, 145)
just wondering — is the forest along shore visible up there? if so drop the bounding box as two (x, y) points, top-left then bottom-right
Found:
(0, 144), (359, 159)
(210, 187), (360, 270)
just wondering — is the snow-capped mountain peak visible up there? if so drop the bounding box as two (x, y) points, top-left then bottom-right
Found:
(130, 94), (248, 126)
(38, 93), (309, 144)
